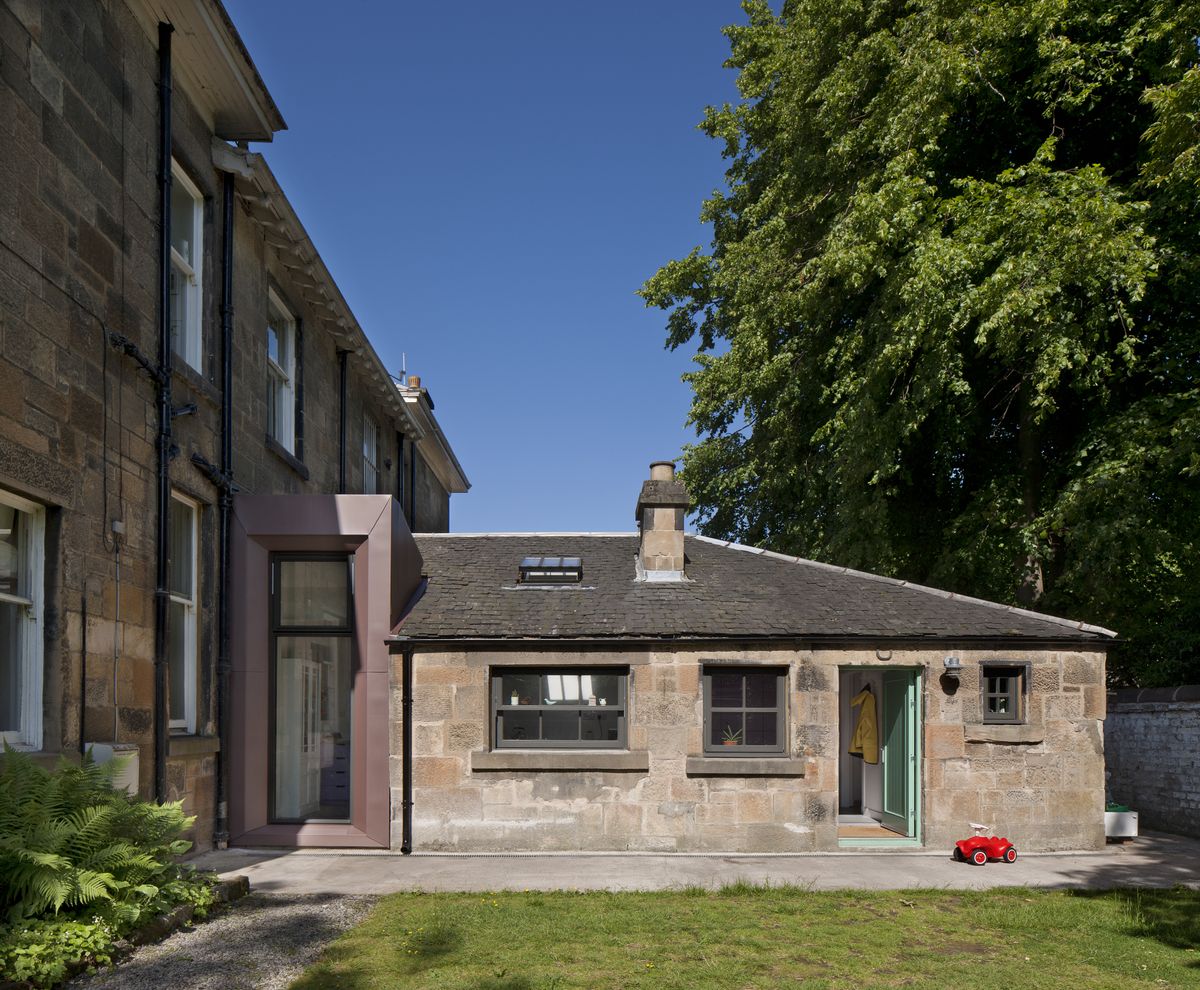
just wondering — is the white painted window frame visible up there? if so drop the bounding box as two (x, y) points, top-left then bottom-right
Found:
(362, 412), (379, 494)
(0, 489), (44, 750)
(266, 288), (296, 452)
(169, 492), (199, 734)
(170, 160), (204, 372)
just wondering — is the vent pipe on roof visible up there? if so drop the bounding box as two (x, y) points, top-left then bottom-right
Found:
(635, 461), (689, 582)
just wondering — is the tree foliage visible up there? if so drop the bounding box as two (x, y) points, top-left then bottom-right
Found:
(643, 0), (1200, 685)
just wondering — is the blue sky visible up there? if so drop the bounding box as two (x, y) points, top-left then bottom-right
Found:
(223, 1), (744, 532)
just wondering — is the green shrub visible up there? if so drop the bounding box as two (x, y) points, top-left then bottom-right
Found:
(0, 917), (119, 988)
(0, 747), (193, 923)
(0, 747), (218, 986)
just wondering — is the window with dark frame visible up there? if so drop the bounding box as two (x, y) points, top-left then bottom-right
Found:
(491, 669), (626, 748)
(703, 667), (787, 755)
(269, 555), (355, 824)
(518, 557), (583, 584)
(981, 664), (1026, 724)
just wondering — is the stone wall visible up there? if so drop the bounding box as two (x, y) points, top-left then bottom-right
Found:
(412, 449), (450, 533)
(0, 0), (451, 849)
(394, 645), (1107, 853)
(1105, 686), (1200, 839)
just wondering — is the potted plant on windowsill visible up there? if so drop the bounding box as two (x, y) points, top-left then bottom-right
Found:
(722, 726), (743, 747)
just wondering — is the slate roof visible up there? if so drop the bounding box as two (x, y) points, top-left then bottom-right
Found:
(394, 534), (1115, 644)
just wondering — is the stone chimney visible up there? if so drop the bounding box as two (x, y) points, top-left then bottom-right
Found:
(635, 461), (689, 581)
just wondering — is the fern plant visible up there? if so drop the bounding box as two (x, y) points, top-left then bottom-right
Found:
(0, 747), (193, 923)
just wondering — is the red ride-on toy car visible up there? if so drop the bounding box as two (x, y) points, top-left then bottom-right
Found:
(953, 823), (1018, 865)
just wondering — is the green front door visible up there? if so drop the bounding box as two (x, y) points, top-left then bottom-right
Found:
(880, 670), (917, 836)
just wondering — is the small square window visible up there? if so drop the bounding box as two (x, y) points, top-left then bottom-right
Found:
(169, 162), (204, 372)
(703, 666), (786, 755)
(981, 664), (1027, 724)
(491, 668), (626, 749)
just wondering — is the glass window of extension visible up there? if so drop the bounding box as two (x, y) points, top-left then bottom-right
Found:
(982, 664), (1026, 724)
(266, 288), (297, 453)
(362, 413), (379, 494)
(703, 667), (786, 755)
(169, 161), (203, 372)
(167, 493), (199, 734)
(491, 669), (625, 749)
(0, 490), (44, 749)
(271, 556), (354, 822)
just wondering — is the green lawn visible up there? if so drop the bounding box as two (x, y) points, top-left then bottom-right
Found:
(289, 884), (1200, 989)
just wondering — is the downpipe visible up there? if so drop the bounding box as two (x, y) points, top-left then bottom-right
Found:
(152, 20), (175, 804)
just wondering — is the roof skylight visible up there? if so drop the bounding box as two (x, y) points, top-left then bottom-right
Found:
(518, 556), (583, 584)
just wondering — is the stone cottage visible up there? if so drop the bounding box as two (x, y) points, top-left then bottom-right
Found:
(0, 0), (467, 849)
(386, 463), (1114, 853)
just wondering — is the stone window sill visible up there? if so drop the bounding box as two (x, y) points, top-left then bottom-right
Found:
(965, 724), (1044, 745)
(0, 749), (78, 769)
(471, 750), (649, 772)
(168, 735), (221, 757)
(265, 435), (310, 481)
(172, 363), (221, 406)
(686, 756), (807, 777)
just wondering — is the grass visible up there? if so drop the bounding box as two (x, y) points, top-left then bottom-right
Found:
(289, 884), (1200, 989)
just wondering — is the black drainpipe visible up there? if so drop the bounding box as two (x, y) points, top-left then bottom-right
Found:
(79, 593), (87, 757)
(398, 639), (414, 854)
(337, 349), (348, 492)
(409, 448), (417, 531)
(213, 169), (235, 847)
(153, 21), (175, 803)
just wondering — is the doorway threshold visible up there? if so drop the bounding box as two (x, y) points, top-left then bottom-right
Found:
(836, 814), (922, 848)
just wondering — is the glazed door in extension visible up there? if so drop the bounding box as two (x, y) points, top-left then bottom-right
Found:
(879, 670), (918, 837)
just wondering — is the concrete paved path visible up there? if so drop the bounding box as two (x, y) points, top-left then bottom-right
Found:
(191, 830), (1200, 895)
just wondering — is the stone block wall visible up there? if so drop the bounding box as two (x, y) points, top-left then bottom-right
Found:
(411, 447), (449, 533)
(1105, 686), (1200, 838)
(393, 644), (1107, 852)
(0, 0), (450, 849)
(921, 648), (1107, 851)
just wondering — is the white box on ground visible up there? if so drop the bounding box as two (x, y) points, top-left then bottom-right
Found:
(85, 742), (140, 797)
(1104, 810), (1139, 839)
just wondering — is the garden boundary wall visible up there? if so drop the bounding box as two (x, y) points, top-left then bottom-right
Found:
(1105, 686), (1200, 839)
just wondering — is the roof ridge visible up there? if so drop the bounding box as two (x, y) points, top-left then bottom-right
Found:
(689, 535), (1117, 639)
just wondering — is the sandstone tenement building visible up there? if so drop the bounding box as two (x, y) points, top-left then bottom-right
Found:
(0, 0), (467, 849)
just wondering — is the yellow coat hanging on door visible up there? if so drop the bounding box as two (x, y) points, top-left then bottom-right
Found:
(849, 688), (879, 764)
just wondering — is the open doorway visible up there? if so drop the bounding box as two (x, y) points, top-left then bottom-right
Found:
(837, 667), (921, 843)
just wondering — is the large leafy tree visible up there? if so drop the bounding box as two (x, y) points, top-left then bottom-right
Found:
(643, 0), (1200, 685)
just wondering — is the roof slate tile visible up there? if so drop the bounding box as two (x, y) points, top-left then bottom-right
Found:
(397, 534), (1114, 643)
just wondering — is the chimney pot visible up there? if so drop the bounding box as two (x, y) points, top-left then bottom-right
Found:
(408, 375), (421, 388)
(649, 460), (675, 482)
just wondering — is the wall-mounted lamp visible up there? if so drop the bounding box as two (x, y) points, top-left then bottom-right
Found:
(943, 656), (963, 681)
